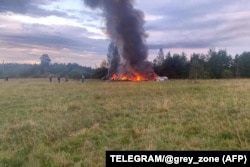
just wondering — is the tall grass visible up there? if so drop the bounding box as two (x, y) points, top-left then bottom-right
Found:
(0, 78), (249, 166)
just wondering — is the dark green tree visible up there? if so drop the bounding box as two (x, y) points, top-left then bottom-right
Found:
(92, 60), (109, 79)
(40, 54), (51, 66)
(238, 52), (250, 77)
(40, 54), (51, 73)
(207, 49), (232, 78)
(157, 53), (188, 79)
(153, 48), (165, 66)
(189, 53), (205, 81)
(228, 54), (240, 78)
(171, 53), (188, 78)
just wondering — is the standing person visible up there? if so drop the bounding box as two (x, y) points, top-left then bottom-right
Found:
(5, 75), (8, 81)
(57, 75), (61, 83)
(65, 76), (68, 82)
(49, 76), (52, 83)
(81, 74), (85, 83)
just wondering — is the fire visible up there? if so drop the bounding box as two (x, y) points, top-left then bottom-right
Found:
(110, 73), (158, 81)
(121, 75), (128, 81)
(110, 73), (119, 80)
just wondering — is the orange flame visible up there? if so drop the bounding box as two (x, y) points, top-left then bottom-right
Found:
(110, 73), (119, 80)
(110, 73), (157, 81)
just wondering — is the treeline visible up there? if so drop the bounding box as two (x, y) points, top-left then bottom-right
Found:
(0, 54), (101, 79)
(153, 49), (250, 79)
(1, 49), (250, 80)
(0, 63), (95, 79)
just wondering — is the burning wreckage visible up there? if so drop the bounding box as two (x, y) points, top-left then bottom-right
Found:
(83, 0), (168, 82)
(110, 74), (168, 82)
(108, 63), (168, 82)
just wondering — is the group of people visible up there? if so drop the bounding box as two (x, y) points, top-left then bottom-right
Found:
(2, 75), (85, 83)
(49, 74), (85, 83)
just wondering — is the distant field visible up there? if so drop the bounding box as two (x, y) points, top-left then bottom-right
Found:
(0, 78), (250, 166)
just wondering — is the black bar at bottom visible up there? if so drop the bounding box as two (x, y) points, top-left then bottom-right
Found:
(106, 151), (250, 167)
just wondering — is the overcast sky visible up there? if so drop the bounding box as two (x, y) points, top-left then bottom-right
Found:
(1, 0), (250, 67)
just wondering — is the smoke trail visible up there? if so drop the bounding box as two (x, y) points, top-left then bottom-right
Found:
(83, 0), (154, 79)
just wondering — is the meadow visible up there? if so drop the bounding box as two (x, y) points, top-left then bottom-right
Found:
(0, 78), (250, 166)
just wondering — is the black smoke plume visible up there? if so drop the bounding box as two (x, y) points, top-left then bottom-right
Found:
(83, 0), (155, 79)
(107, 42), (120, 76)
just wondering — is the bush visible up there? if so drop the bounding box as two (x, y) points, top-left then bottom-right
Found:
(222, 69), (233, 78)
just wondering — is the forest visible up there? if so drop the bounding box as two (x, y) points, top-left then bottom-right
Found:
(1, 49), (250, 80)
(153, 48), (250, 79)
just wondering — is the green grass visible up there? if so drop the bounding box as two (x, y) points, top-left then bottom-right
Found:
(0, 78), (250, 166)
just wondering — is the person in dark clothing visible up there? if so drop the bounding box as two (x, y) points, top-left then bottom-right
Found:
(49, 76), (52, 83)
(81, 74), (85, 83)
(57, 76), (61, 83)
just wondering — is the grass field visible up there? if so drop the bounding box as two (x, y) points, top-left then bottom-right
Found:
(0, 78), (250, 166)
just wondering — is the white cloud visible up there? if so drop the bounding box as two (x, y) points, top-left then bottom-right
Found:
(144, 14), (165, 21)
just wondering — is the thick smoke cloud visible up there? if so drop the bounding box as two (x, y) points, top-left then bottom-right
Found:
(83, 0), (154, 79)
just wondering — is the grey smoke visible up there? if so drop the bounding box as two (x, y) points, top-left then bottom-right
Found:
(107, 42), (120, 76)
(83, 0), (155, 79)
